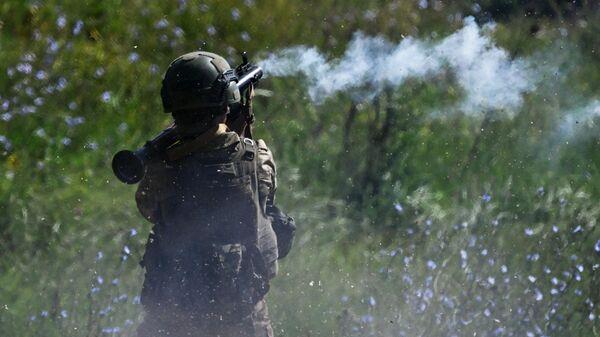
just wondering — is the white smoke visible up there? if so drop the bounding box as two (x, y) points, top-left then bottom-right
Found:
(259, 17), (536, 116)
(559, 100), (600, 137)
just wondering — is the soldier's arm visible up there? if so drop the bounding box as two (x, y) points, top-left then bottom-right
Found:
(256, 139), (296, 259)
(256, 139), (277, 212)
(135, 165), (161, 224)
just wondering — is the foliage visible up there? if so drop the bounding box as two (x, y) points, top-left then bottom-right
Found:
(0, 1), (598, 336)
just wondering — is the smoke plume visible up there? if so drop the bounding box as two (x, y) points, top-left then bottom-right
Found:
(259, 17), (536, 116)
(559, 100), (600, 137)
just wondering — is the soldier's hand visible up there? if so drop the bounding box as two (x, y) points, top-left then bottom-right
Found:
(245, 83), (255, 104)
(243, 84), (255, 128)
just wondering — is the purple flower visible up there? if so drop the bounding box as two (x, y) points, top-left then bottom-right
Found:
(101, 327), (121, 334)
(393, 203), (404, 213)
(56, 77), (68, 90)
(231, 8), (241, 20)
(154, 18), (169, 29)
(173, 27), (184, 38)
(360, 314), (374, 324)
(128, 52), (140, 63)
(65, 116), (85, 127)
(73, 20), (84, 35)
(207, 25), (217, 36)
(240, 31), (251, 41)
(100, 91), (111, 103)
(426, 260), (437, 270)
(35, 70), (47, 80)
(56, 16), (67, 29)
(61, 138), (72, 146)
(0, 112), (13, 122)
(16, 63), (32, 74)
(536, 186), (545, 196)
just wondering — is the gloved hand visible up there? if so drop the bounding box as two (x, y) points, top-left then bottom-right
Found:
(266, 205), (296, 259)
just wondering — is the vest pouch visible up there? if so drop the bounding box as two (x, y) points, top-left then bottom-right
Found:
(267, 205), (296, 259)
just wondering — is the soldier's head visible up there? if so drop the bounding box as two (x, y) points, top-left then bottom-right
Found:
(161, 51), (241, 131)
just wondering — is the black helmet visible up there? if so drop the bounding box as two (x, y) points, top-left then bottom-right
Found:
(160, 51), (241, 112)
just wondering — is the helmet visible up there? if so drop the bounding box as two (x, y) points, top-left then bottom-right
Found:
(160, 51), (241, 113)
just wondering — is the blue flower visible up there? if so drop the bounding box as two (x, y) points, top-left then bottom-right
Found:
(426, 260), (437, 270)
(360, 314), (374, 324)
(100, 91), (111, 103)
(393, 203), (404, 213)
(56, 16), (67, 29)
(231, 8), (241, 20)
(154, 18), (169, 29)
(536, 186), (545, 196)
(73, 20), (84, 35)
(128, 52), (140, 63)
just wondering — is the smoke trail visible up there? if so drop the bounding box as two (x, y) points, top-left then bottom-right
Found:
(559, 100), (600, 137)
(259, 17), (536, 116)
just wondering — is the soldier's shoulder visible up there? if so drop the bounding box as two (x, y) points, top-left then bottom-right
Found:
(256, 139), (270, 150)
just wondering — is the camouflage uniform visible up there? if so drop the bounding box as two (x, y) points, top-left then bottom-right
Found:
(135, 124), (277, 337)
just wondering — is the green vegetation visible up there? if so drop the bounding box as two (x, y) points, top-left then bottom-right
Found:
(0, 1), (598, 336)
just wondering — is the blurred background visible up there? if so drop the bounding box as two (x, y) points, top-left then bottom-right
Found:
(0, 1), (598, 336)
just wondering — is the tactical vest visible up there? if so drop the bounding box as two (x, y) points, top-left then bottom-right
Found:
(142, 137), (279, 311)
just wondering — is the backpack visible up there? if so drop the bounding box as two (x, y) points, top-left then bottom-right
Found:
(140, 137), (278, 316)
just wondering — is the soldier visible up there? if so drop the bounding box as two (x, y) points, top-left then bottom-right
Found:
(134, 51), (295, 337)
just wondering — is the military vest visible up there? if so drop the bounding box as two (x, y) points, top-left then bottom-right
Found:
(147, 137), (279, 282)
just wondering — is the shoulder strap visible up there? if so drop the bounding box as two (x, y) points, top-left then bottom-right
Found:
(232, 137), (257, 179)
(239, 137), (256, 161)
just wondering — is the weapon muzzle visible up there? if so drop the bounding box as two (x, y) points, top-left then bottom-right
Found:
(112, 149), (146, 184)
(237, 66), (263, 91)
